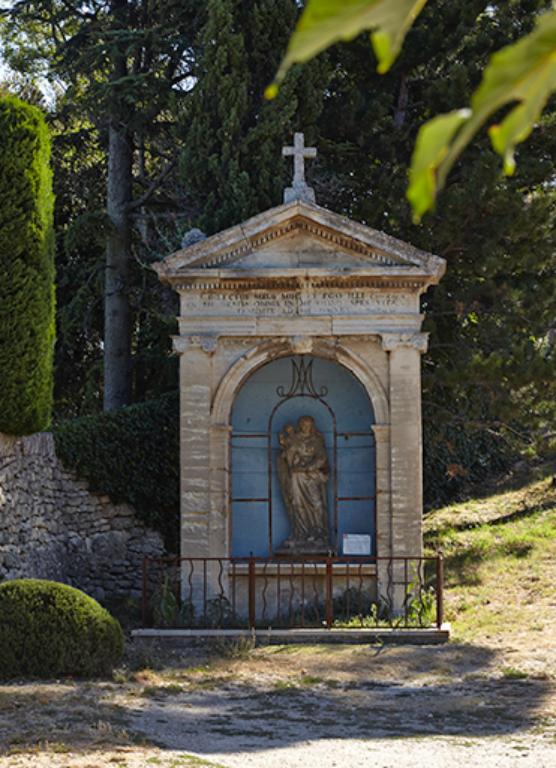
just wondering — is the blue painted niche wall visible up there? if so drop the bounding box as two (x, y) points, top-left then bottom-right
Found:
(231, 356), (376, 557)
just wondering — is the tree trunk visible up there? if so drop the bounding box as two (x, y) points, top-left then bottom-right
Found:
(104, 121), (133, 411)
(104, 3), (134, 411)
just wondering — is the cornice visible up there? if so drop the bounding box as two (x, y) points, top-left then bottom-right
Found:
(195, 217), (402, 270)
(173, 276), (428, 292)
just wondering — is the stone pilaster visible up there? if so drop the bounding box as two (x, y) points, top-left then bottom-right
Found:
(371, 424), (391, 558)
(372, 423), (392, 608)
(381, 333), (428, 612)
(381, 332), (428, 558)
(174, 335), (217, 560)
(208, 423), (231, 558)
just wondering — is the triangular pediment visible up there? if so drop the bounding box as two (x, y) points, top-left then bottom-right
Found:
(155, 200), (445, 284)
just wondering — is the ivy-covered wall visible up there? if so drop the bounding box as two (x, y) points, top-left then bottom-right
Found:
(0, 95), (56, 435)
(53, 392), (180, 547)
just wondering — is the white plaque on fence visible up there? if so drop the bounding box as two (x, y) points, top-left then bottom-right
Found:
(343, 534), (371, 555)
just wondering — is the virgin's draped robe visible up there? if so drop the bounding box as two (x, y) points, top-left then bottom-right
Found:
(277, 416), (329, 553)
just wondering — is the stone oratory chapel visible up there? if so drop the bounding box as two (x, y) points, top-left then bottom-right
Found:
(155, 134), (446, 616)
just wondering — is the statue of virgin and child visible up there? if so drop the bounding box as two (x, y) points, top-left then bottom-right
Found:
(276, 415), (330, 554)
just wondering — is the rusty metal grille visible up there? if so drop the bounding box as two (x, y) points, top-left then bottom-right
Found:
(141, 554), (444, 631)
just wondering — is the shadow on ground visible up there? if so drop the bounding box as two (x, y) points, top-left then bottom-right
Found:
(0, 683), (137, 755)
(127, 642), (555, 757)
(1, 642), (554, 760)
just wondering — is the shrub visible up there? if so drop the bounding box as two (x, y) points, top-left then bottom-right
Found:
(423, 412), (515, 508)
(0, 579), (124, 679)
(0, 95), (55, 435)
(53, 391), (179, 545)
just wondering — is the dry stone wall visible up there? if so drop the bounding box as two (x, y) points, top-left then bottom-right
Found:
(0, 432), (165, 600)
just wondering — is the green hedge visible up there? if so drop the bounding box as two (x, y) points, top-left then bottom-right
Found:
(0, 579), (123, 679)
(0, 95), (55, 435)
(54, 392), (179, 545)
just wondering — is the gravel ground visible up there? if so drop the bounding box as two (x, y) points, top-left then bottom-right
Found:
(129, 671), (556, 768)
(1, 642), (555, 768)
(2, 736), (556, 768)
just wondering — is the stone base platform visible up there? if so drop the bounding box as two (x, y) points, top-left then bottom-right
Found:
(132, 625), (450, 646)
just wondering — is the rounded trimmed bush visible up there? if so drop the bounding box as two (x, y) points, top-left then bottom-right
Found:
(0, 579), (124, 679)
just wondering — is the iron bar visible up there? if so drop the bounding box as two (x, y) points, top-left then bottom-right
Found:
(337, 495), (375, 502)
(301, 562), (305, 627)
(231, 497), (270, 503)
(262, 562), (269, 623)
(325, 557), (333, 629)
(312, 562), (320, 625)
(217, 560), (224, 627)
(203, 559), (207, 626)
(142, 556), (149, 627)
(288, 563), (295, 627)
(358, 563), (364, 626)
(277, 561), (281, 624)
(346, 563), (351, 623)
(231, 432), (267, 438)
(248, 556), (256, 629)
(436, 553), (444, 630)
(231, 560), (237, 622)
(187, 559), (194, 608)
(404, 557), (409, 627)
(337, 431), (374, 437)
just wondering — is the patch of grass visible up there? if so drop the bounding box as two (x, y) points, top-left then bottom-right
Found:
(502, 667), (529, 680)
(162, 683), (184, 694)
(299, 674), (324, 686)
(185, 674), (232, 692)
(174, 755), (228, 767)
(141, 684), (184, 697)
(502, 539), (533, 558)
(6, 740), (71, 755)
(208, 636), (256, 659)
(425, 474), (555, 538)
(273, 679), (298, 691)
(424, 469), (556, 644)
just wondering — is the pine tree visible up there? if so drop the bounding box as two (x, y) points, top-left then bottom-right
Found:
(181, 0), (328, 234)
(2, 1), (201, 411)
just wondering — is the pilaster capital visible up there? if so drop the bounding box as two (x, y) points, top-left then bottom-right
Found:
(380, 332), (429, 353)
(371, 424), (390, 441)
(172, 334), (218, 355)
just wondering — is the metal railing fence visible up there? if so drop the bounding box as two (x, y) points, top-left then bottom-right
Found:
(141, 554), (444, 631)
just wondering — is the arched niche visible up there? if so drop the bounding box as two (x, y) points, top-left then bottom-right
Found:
(230, 355), (376, 557)
(211, 338), (389, 426)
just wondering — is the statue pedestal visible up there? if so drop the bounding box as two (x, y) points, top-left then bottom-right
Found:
(274, 537), (331, 556)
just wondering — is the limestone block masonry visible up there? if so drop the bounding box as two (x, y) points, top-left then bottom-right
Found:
(0, 432), (165, 600)
(156, 196), (446, 591)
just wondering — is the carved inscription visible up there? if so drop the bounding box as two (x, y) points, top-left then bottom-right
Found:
(182, 289), (416, 317)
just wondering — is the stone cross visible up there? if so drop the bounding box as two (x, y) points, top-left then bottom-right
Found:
(282, 132), (317, 204)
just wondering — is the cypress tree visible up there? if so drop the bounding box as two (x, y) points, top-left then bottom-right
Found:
(181, 0), (327, 234)
(0, 95), (55, 435)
